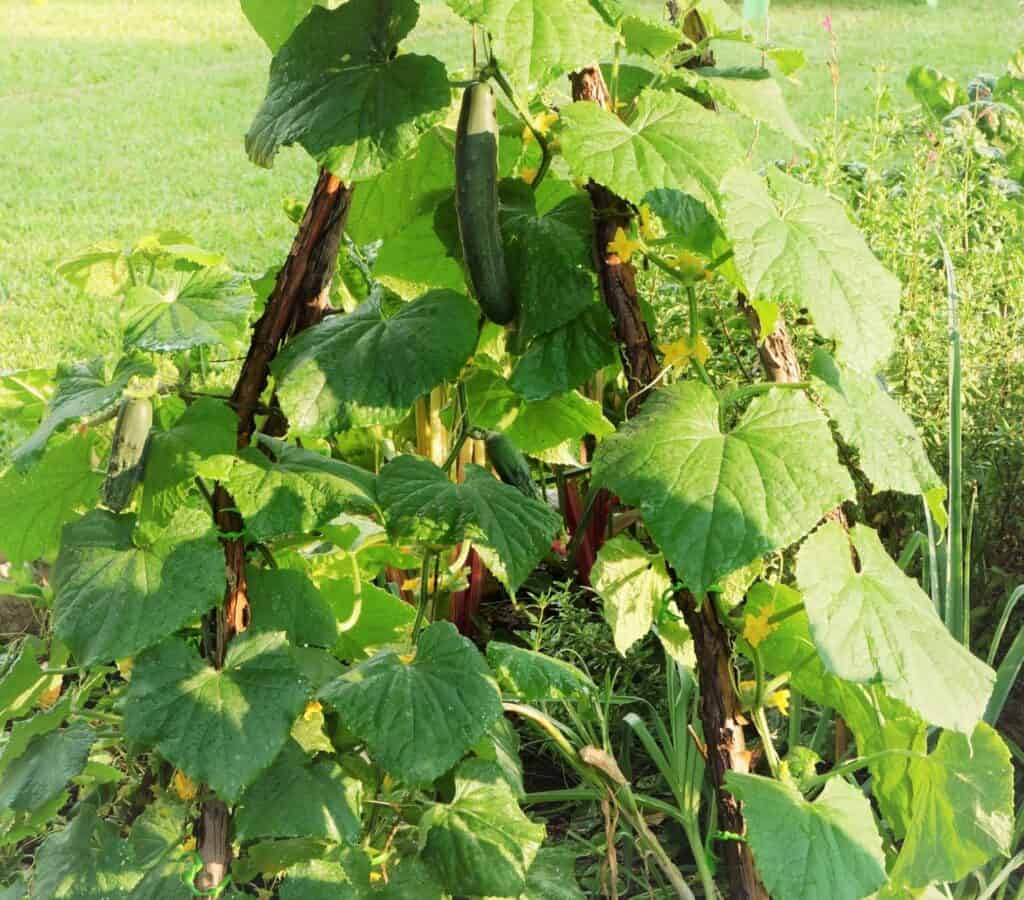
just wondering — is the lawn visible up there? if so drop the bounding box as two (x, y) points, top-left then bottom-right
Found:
(0, 0), (1020, 371)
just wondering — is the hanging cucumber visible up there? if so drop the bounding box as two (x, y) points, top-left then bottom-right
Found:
(485, 431), (539, 501)
(101, 396), (153, 512)
(455, 81), (517, 326)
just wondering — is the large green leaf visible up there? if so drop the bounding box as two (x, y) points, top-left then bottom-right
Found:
(0, 698), (72, 779)
(422, 759), (545, 897)
(124, 632), (310, 802)
(247, 567), (337, 647)
(226, 438), (378, 541)
(796, 522), (995, 733)
(235, 741), (361, 843)
(741, 582), (926, 838)
(0, 638), (54, 727)
(318, 622), (502, 784)
(246, 0), (451, 181)
(121, 268), (254, 352)
(240, 0), (316, 51)
(890, 723), (1013, 888)
(0, 435), (102, 566)
(138, 397), (237, 529)
(593, 382), (854, 595)
(322, 577), (416, 661)
(445, 0), (614, 93)
(591, 534), (672, 655)
(372, 201), (465, 299)
(378, 456), (561, 592)
(720, 168), (899, 373)
(486, 642), (595, 702)
(12, 354), (156, 463)
(560, 90), (743, 208)
(348, 128), (455, 244)
(53, 509), (224, 666)
(642, 187), (738, 285)
(500, 181), (596, 341)
(681, 67), (808, 146)
(0, 722), (93, 813)
(509, 305), (618, 402)
(0, 368), (51, 434)
(726, 774), (887, 900)
(273, 289), (479, 436)
(493, 846), (586, 900)
(278, 858), (365, 900)
(32, 802), (188, 900)
(505, 390), (613, 466)
(809, 350), (942, 502)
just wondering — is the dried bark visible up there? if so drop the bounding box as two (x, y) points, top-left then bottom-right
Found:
(569, 67), (660, 417)
(197, 169), (354, 888)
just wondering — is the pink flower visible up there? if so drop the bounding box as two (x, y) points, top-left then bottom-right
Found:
(821, 14), (833, 33)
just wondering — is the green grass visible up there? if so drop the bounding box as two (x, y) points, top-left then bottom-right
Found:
(1, 0), (1021, 371)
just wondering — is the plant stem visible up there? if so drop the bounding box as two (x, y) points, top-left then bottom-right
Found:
(411, 552), (436, 644)
(488, 63), (552, 189)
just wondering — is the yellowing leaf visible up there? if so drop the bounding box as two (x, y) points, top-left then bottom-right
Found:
(172, 770), (199, 801)
(743, 603), (778, 648)
(750, 299), (780, 342)
(607, 227), (643, 263)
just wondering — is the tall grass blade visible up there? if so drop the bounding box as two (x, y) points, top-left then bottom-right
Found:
(939, 235), (966, 646)
(984, 621), (1024, 726)
(987, 585), (1024, 667)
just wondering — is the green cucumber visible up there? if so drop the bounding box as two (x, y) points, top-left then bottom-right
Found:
(485, 431), (539, 501)
(455, 82), (516, 325)
(101, 396), (153, 512)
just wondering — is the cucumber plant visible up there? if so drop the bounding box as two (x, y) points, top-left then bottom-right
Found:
(0, 0), (1016, 897)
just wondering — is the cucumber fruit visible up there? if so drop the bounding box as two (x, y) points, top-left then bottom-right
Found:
(455, 82), (516, 325)
(101, 396), (153, 512)
(485, 431), (539, 501)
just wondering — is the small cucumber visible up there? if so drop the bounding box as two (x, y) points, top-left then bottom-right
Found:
(101, 396), (153, 512)
(455, 82), (516, 325)
(485, 431), (539, 501)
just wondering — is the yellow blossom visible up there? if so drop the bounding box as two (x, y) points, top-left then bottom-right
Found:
(172, 770), (199, 802)
(370, 872), (384, 884)
(37, 680), (62, 709)
(658, 334), (711, 369)
(743, 603), (778, 648)
(302, 700), (323, 722)
(768, 688), (791, 716)
(607, 227), (643, 263)
(521, 110), (559, 143)
(181, 836), (197, 853)
(520, 166), (538, 185)
(116, 657), (134, 680)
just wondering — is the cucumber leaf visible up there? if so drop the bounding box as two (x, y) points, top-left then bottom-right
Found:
(505, 390), (613, 465)
(422, 759), (545, 896)
(120, 268), (254, 353)
(890, 723), (1013, 888)
(240, 0), (316, 51)
(445, 0), (615, 93)
(560, 90), (743, 208)
(318, 622), (502, 785)
(226, 437), (378, 541)
(53, 509), (224, 666)
(372, 200), (464, 299)
(247, 567), (338, 647)
(809, 349), (943, 503)
(0, 722), (94, 813)
(378, 456), (561, 592)
(124, 632), (310, 802)
(0, 434), (103, 566)
(486, 642), (595, 701)
(12, 354), (156, 463)
(500, 181), (597, 341)
(796, 522), (995, 733)
(273, 289), (479, 436)
(510, 305), (618, 402)
(234, 741), (362, 843)
(246, 0), (451, 181)
(720, 168), (900, 373)
(591, 534), (672, 656)
(726, 774), (887, 900)
(593, 382), (854, 595)
(322, 577), (416, 661)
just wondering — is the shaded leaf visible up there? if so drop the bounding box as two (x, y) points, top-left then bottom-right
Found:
(486, 642), (595, 701)
(319, 622), (502, 784)
(0, 722), (93, 813)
